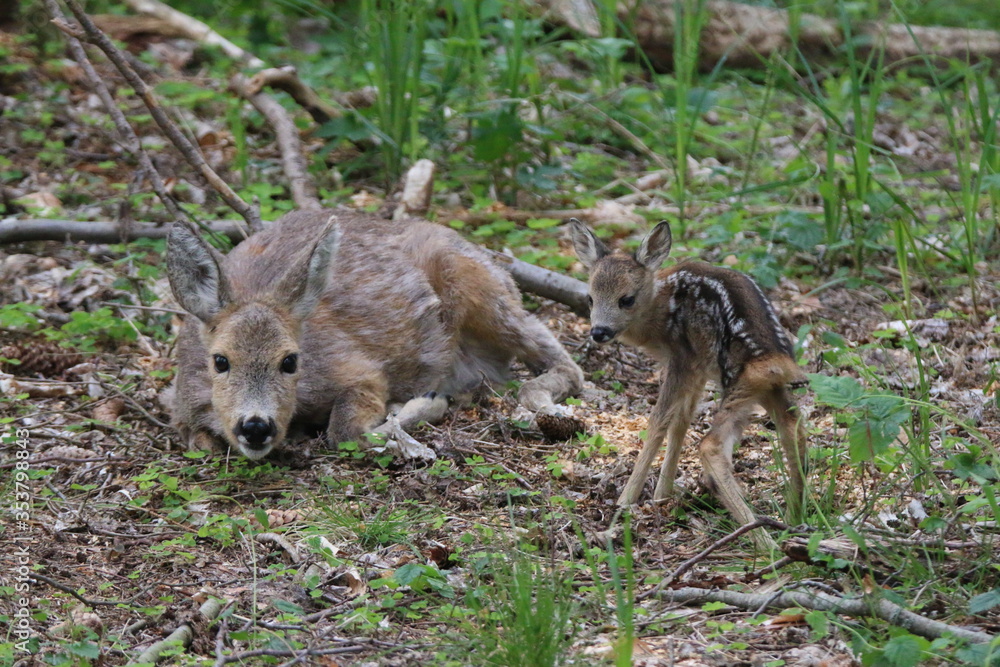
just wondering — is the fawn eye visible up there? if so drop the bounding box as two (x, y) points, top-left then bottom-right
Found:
(280, 354), (298, 374)
(213, 355), (229, 373)
(618, 295), (636, 309)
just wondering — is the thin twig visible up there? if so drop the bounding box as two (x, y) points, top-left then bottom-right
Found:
(57, 0), (258, 234)
(29, 573), (124, 607)
(640, 517), (790, 599)
(42, 0), (181, 221)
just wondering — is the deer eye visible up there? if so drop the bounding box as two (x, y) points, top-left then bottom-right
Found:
(619, 295), (636, 309)
(280, 354), (298, 374)
(213, 355), (229, 373)
(587, 295), (594, 308)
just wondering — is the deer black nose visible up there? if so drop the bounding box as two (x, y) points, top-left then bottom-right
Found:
(590, 326), (616, 343)
(235, 417), (277, 449)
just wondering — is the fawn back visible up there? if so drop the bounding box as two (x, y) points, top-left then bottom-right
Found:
(569, 219), (801, 390)
(168, 211), (582, 460)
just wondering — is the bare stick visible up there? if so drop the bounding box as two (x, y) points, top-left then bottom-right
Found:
(655, 586), (996, 645)
(127, 597), (227, 666)
(0, 219), (245, 244)
(42, 0), (181, 222)
(29, 573), (124, 607)
(57, 0), (258, 235)
(122, 0), (264, 68)
(231, 75), (321, 211)
(640, 517), (789, 599)
(246, 66), (341, 125)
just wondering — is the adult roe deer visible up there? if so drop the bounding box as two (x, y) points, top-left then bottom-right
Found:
(568, 219), (808, 542)
(166, 210), (583, 460)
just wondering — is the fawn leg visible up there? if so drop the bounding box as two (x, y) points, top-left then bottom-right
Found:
(652, 374), (704, 502)
(618, 360), (694, 506)
(763, 387), (808, 524)
(698, 392), (777, 549)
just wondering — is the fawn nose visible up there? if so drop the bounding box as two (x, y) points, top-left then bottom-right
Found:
(235, 416), (277, 449)
(590, 326), (616, 343)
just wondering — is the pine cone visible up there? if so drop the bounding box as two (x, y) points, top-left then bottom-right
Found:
(536, 412), (585, 442)
(0, 341), (82, 378)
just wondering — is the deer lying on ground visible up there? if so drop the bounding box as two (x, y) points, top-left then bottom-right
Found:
(568, 219), (808, 542)
(166, 210), (583, 460)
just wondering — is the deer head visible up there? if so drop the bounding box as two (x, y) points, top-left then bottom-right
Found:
(166, 220), (340, 459)
(568, 219), (672, 343)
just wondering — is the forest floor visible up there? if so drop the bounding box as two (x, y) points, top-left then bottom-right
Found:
(1, 9), (1000, 667)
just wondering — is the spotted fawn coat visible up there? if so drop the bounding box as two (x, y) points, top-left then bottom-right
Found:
(569, 219), (807, 545)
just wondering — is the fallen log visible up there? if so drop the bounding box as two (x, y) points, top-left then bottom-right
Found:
(537, 0), (1000, 70)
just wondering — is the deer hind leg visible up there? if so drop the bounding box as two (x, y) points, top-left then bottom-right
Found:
(618, 363), (702, 506)
(697, 390), (777, 548)
(508, 316), (584, 412)
(763, 387), (808, 524)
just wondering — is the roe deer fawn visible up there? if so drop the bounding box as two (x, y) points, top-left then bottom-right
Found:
(568, 219), (808, 539)
(166, 210), (583, 460)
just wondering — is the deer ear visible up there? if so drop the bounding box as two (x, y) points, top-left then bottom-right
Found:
(275, 216), (341, 320)
(166, 223), (232, 322)
(566, 218), (610, 271)
(635, 221), (672, 269)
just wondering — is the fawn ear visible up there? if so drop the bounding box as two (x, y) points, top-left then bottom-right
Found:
(167, 223), (233, 322)
(567, 218), (610, 270)
(635, 221), (672, 269)
(274, 216), (341, 320)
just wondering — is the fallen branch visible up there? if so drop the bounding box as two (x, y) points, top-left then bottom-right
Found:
(231, 75), (322, 211)
(640, 517), (790, 599)
(490, 251), (589, 317)
(121, 0), (264, 68)
(538, 0), (1000, 71)
(655, 586), (997, 645)
(246, 66), (341, 125)
(127, 597), (227, 666)
(43, 0), (181, 223)
(29, 573), (124, 607)
(57, 0), (258, 235)
(0, 219), (245, 244)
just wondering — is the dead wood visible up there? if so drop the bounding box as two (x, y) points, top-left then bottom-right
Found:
(393, 159), (436, 220)
(490, 251), (590, 317)
(56, 0), (259, 235)
(0, 219), (246, 244)
(231, 75), (322, 211)
(121, 0), (264, 68)
(537, 0), (1000, 70)
(655, 585), (996, 644)
(640, 517), (791, 598)
(43, 0), (182, 223)
(127, 597), (226, 666)
(246, 66), (342, 125)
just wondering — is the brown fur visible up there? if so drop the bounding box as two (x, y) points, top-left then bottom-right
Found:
(168, 211), (583, 460)
(569, 219), (808, 545)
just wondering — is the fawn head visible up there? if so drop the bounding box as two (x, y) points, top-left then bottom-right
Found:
(568, 219), (673, 344)
(167, 221), (340, 459)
